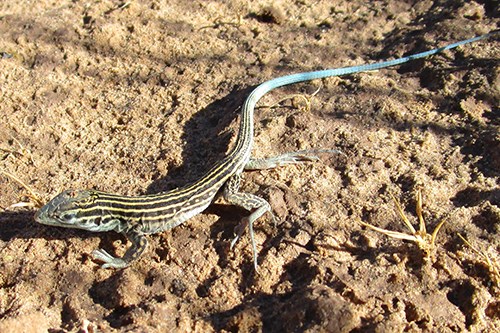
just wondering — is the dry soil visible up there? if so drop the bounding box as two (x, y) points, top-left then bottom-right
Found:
(0, 0), (499, 332)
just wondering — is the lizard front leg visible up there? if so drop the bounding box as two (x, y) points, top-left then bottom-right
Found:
(92, 226), (148, 269)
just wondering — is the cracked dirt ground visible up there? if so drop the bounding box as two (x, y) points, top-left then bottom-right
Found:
(0, 0), (499, 332)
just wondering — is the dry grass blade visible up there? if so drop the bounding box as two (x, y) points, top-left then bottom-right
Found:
(261, 85), (322, 113)
(0, 169), (44, 209)
(416, 189), (426, 234)
(358, 221), (422, 241)
(360, 189), (447, 259)
(457, 233), (499, 288)
(390, 193), (417, 234)
(199, 15), (243, 30)
(0, 136), (36, 166)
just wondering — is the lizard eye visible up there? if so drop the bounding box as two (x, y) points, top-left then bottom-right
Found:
(58, 211), (77, 224)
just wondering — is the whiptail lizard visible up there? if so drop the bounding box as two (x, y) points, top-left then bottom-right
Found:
(35, 31), (498, 269)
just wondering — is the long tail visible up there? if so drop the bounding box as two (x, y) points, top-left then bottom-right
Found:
(232, 30), (498, 156)
(256, 30), (499, 94)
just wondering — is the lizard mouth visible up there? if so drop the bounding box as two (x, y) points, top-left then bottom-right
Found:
(34, 190), (73, 225)
(34, 200), (57, 225)
(33, 205), (43, 222)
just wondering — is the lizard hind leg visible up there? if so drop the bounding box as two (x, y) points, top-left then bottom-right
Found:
(223, 174), (277, 270)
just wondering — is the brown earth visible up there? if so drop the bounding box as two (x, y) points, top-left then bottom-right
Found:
(0, 0), (499, 332)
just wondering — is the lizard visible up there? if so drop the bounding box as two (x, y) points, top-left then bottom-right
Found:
(35, 30), (498, 269)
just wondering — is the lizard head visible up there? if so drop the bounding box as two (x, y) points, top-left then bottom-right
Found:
(35, 189), (104, 231)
